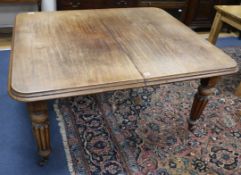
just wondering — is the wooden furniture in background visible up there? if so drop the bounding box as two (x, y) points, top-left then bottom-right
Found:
(57, 0), (138, 10)
(184, 0), (240, 29)
(137, 0), (188, 21)
(208, 5), (241, 97)
(9, 8), (238, 164)
(57, 0), (189, 21)
(56, 0), (240, 27)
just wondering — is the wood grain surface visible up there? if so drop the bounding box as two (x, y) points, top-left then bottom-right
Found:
(216, 5), (241, 22)
(9, 8), (238, 101)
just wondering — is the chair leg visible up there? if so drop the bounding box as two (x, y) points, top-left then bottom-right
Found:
(208, 12), (223, 44)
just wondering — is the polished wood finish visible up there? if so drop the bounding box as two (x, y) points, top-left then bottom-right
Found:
(28, 101), (51, 160)
(9, 8), (238, 161)
(189, 77), (220, 129)
(208, 5), (241, 97)
(9, 8), (238, 102)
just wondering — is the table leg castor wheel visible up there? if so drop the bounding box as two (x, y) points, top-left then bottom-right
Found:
(38, 157), (49, 167)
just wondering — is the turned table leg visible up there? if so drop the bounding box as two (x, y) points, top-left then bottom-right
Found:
(28, 101), (51, 166)
(235, 83), (241, 97)
(188, 77), (220, 130)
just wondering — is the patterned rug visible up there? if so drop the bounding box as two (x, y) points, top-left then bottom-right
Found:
(55, 47), (241, 175)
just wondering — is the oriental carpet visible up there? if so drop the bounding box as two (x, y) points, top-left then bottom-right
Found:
(55, 47), (241, 175)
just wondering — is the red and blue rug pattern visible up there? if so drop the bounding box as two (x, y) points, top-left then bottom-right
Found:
(55, 47), (241, 175)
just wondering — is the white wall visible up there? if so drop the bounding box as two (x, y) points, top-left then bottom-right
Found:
(0, 0), (57, 28)
(41, 0), (56, 11)
(0, 4), (37, 27)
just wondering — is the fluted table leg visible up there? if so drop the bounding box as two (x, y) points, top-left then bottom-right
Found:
(28, 101), (51, 166)
(188, 77), (220, 130)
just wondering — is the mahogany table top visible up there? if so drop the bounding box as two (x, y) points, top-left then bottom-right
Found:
(9, 8), (238, 102)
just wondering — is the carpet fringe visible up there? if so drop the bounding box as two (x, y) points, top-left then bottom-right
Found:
(54, 100), (75, 175)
